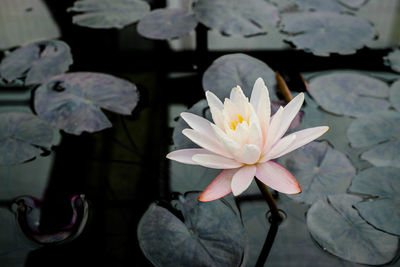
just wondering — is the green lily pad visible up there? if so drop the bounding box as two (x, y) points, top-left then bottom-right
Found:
(193, 0), (280, 36)
(67, 0), (150, 29)
(297, 0), (341, 12)
(338, 0), (368, 9)
(384, 48), (400, 73)
(308, 72), (390, 117)
(137, 192), (246, 267)
(137, 9), (198, 40)
(307, 194), (398, 265)
(0, 112), (54, 165)
(202, 54), (277, 101)
(277, 141), (356, 205)
(349, 167), (400, 236)
(0, 40), (72, 86)
(281, 12), (375, 56)
(390, 80), (400, 111)
(347, 111), (400, 167)
(34, 72), (139, 135)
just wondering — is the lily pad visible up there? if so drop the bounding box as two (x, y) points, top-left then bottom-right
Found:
(67, 0), (150, 29)
(0, 112), (54, 165)
(137, 192), (246, 267)
(307, 194), (398, 265)
(296, 0), (341, 12)
(193, 0), (280, 36)
(0, 40), (72, 86)
(281, 12), (375, 56)
(34, 72), (139, 135)
(308, 72), (390, 117)
(137, 9), (198, 40)
(390, 79), (400, 111)
(202, 54), (277, 101)
(347, 111), (400, 167)
(277, 141), (355, 205)
(384, 48), (400, 73)
(337, 0), (368, 9)
(349, 167), (400, 236)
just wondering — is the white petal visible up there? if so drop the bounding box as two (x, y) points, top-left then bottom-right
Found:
(166, 149), (213, 165)
(260, 134), (296, 162)
(206, 91), (224, 129)
(231, 165), (256, 196)
(192, 154), (243, 169)
(240, 144), (261, 165)
(182, 129), (232, 158)
(273, 126), (329, 158)
(255, 161), (301, 194)
(211, 124), (242, 160)
(248, 108), (263, 148)
(250, 77), (270, 141)
(198, 169), (238, 202)
(264, 106), (284, 152)
(232, 122), (249, 145)
(180, 112), (213, 135)
(270, 93), (304, 145)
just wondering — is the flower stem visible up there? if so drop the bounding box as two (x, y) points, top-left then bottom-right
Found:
(255, 179), (283, 223)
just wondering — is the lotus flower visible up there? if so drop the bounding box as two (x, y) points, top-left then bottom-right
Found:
(167, 78), (329, 201)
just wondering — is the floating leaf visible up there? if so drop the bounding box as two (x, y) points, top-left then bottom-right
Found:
(308, 72), (390, 117)
(349, 167), (400, 236)
(390, 79), (400, 111)
(67, 0), (150, 29)
(137, 192), (246, 267)
(307, 194), (398, 265)
(137, 9), (198, 40)
(0, 40), (72, 86)
(202, 54), (277, 101)
(34, 72), (139, 135)
(338, 0), (368, 9)
(277, 141), (355, 205)
(296, 0), (341, 12)
(0, 112), (54, 165)
(347, 111), (400, 167)
(193, 0), (280, 36)
(384, 48), (400, 73)
(281, 12), (375, 56)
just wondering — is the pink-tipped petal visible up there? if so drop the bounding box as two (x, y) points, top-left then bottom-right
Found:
(231, 165), (257, 196)
(273, 126), (329, 158)
(260, 134), (296, 162)
(271, 93), (304, 144)
(255, 161), (301, 194)
(182, 129), (232, 158)
(198, 169), (238, 202)
(192, 154), (243, 169)
(166, 149), (213, 165)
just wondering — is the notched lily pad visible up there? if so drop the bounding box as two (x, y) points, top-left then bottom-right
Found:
(203, 53), (277, 101)
(277, 141), (355, 204)
(350, 167), (400, 236)
(34, 72), (139, 135)
(137, 192), (246, 267)
(308, 72), (390, 117)
(296, 0), (341, 12)
(390, 79), (400, 111)
(0, 40), (72, 86)
(193, 0), (280, 36)
(0, 112), (54, 165)
(137, 9), (198, 40)
(384, 48), (400, 73)
(347, 111), (400, 167)
(68, 0), (150, 29)
(307, 194), (398, 265)
(281, 12), (375, 56)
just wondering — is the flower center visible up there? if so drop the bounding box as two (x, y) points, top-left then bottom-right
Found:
(229, 114), (246, 130)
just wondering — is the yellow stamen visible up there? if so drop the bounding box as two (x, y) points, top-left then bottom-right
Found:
(229, 114), (246, 130)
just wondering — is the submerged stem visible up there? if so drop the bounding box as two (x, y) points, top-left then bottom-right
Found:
(255, 179), (283, 223)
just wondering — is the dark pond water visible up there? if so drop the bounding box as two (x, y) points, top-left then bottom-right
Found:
(1, 0), (400, 266)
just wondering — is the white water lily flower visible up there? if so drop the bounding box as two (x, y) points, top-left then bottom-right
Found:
(167, 78), (329, 201)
